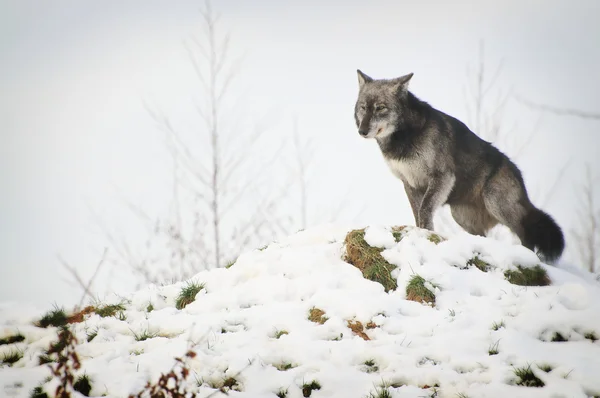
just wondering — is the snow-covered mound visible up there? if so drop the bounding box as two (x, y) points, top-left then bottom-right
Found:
(2, 225), (600, 398)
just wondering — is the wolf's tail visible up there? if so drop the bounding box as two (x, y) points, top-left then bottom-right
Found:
(522, 207), (565, 264)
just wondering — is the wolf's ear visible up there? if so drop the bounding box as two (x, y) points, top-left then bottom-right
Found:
(392, 73), (414, 91)
(357, 69), (373, 88)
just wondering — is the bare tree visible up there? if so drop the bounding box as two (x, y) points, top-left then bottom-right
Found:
(570, 164), (600, 273)
(100, 1), (297, 286)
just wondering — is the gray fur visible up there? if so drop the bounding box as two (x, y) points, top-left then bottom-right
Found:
(354, 70), (565, 263)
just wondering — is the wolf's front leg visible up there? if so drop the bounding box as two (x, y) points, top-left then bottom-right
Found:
(403, 184), (424, 227)
(419, 173), (455, 231)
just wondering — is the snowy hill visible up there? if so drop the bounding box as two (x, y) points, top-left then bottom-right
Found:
(1, 225), (600, 398)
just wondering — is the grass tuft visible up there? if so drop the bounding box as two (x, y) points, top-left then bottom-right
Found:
(488, 340), (500, 355)
(274, 362), (295, 371)
(276, 388), (288, 398)
(95, 303), (127, 318)
(146, 302), (154, 312)
(362, 359), (379, 373)
(30, 385), (49, 398)
(537, 363), (554, 373)
(513, 364), (545, 387)
(302, 380), (321, 397)
(132, 328), (159, 342)
(175, 281), (205, 310)
(366, 320), (378, 329)
(584, 331), (598, 342)
(391, 226), (406, 242)
(225, 260), (236, 269)
(308, 307), (328, 324)
(274, 329), (289, 339)
(406, 275), (436, 305)
(467, 255), (490, 272)
(220, 377), (240, 393)
(491, 320), (505, 331)
(366, 386), (392, 398)
(344, 229), (398, 292)
(0, 333), (25, 345)
(428, 233), (444, 244)
(86, 328), (99, 343)
(551, 332), (568, 342)
(36, 306), (68, 328)
(505, 265), (550, 286)
(74, 374), (92, 396)
(1, 349), (23, 366)
(347, 320), (370, 340)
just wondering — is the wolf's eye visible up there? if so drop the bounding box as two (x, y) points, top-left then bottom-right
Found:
(375, 104), (387, 112)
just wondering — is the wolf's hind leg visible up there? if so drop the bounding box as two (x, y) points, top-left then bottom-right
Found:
(450, 204), (496, 237)
(482, 173), (530, 248)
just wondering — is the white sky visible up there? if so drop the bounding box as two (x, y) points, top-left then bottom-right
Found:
(1, 0), (599, 308)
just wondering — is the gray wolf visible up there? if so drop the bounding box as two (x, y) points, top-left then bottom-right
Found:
(353, 70), (565, 263)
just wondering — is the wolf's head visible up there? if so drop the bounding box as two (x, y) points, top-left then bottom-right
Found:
(354, 70), (413, 139)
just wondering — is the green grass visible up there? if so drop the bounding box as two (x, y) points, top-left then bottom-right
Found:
(29, 386), (49, 398)
(276, 388), (288, 398)
(132, 328), (158, 341)
(362, 359), (379, 373)
(175, 281), (205, 310)
(406, 275), (436, 305)
(505, 265), (550, 286)
(74, 374), (92, 396)
(94, 303), (127, 318)
(274, 329), (289, 339)
(551, 332), (568, 342)
(225, 260), (236, 269)
(428, 233), (444, 244)
(274, 362), (295, 371)
(38, 354), (54, 365)
(1, 349), (23, 366)
(366, 386), (392, 398)
(86, 327), (99, 343)
(584, 331), (598, 342)
(344, 229), (398, 292)
(391, 226), (406, 242)
(537, 363), (554, 373)
(491, 320), (505, 331)
(36, 306), (68, 328)
(0, 333), (25, 345)
(146, 302), (155, 312)
(488, 340), (500, 355)
(467, 255), (490, 272)
(302, 380), (321, 397)
(513, 365), (545, 387)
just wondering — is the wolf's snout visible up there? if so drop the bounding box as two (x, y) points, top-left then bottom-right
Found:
(358, 128), (369, 137)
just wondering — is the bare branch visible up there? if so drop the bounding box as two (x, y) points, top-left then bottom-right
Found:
(516, 96), (600, 120)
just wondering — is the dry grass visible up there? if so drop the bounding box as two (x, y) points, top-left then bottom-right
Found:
(347, 320), (370, 341)
(66, 306), (96, 324)
(308, 307), (328, 324)
(344, 229), (398, 292)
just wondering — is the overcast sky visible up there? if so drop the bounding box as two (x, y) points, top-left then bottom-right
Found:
(1, 0), (599, 308)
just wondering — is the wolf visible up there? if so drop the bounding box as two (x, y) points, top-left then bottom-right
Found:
(353, 70), (565, 263)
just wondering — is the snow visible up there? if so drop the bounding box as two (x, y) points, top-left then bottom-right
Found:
(2, 224), (600, 397)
